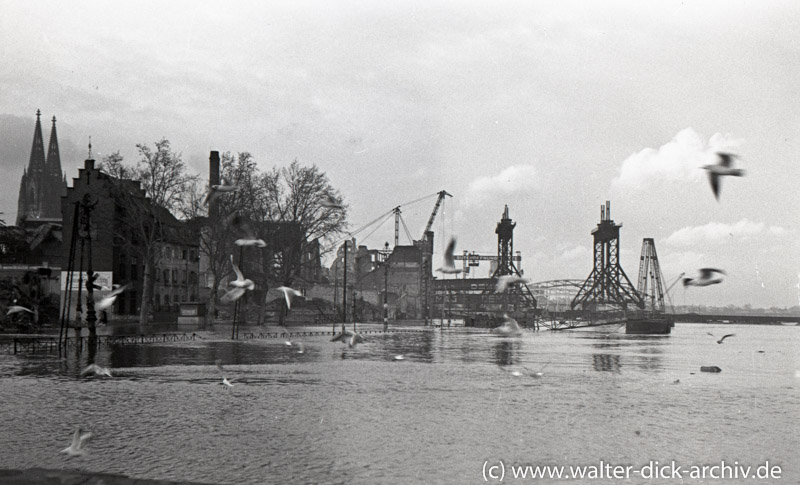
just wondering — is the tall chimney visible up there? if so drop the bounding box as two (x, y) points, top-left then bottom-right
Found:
(209, 151), (220, 218)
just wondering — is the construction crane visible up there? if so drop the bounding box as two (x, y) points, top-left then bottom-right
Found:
(664, 272), (685, 313)
(421, 190), (452, 239)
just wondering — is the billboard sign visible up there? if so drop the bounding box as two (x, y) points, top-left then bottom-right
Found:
(60, 271), (114, 292)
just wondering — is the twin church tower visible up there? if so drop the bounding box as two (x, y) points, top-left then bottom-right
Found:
(16, 109), (67, 226)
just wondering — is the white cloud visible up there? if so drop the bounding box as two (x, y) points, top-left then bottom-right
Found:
(612, 128), (741, 190)
(666, 219), (787, 247)
(466, 164), (538, 201)
(559, 245), (590, 262)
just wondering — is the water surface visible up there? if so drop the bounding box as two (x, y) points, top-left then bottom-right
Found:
(0, 323), (797, 484)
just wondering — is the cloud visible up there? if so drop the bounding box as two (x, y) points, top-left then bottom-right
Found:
(612, 128), (741, 190)
(466, 164), (538, 201)
(666, 219), (787, 247)
(559, 245), (590, 262)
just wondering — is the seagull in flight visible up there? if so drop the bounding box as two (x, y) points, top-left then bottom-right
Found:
(683, 268), (726, 287)
(707, 332), (735, 344)
(276, 286), (302, 310)
(495, 275), (531, 293)
(215, 359), (235, 387)
(702, 152), (746, 200)
(81, 363), (112, 377)
(6, 305), (33, 316)
(61, 427), (92, 456)
(436, 238), (462, 274)
(235, 238), (267, 247)
(221, 255), (254, 304)
(203, 177), (238, 206)
(331, 325), (367, 348)
(491, 314), (524, 337)
(319, 194), (343, 209)
(505, 363), (547, 378)
(95, 284), (129, 311)
(285, 341), (305, 354)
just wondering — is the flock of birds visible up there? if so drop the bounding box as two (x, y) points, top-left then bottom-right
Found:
(681, 152), (747, 289)
(47, 152), (751, 456)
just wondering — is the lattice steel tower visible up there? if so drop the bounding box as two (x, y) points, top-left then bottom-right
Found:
(636, 238), (666, 313)
(490, 205), (536, 307)
(571, 201), (644, 311)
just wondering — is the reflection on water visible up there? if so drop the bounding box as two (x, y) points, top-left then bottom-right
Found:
(1, 323), (799, 485)
(592, 353), (622, 372)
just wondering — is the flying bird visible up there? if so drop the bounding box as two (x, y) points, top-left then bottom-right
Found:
(221, 255), (254, 303)
(202, 178), (238, 206)
(80, 363), (112, 377)
(319, 194), (343, 209)
(285, 341), (305, 354)
(228, 213), (256, 238)
(331, 326), (367, 348)
(234, 238), (267, 247)
(6, 305), (33, 315)
(215, 360), (234, 387)
(495, 275), (531, 293)
(702, 152), (746, 200)
(61, 427), (92, 457)
(276, 286), (302, 310)
(95, 284), (129, 311)
(683, 268), (726, 287)
(491, 314), (524, 337)
(707, 332), (735, 344)
(436, 238), (462, 274)
(504, 363), (546, 378)
(220, 287), (246, 304)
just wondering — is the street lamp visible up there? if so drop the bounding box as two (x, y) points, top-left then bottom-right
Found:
(383, 242), (389, 331)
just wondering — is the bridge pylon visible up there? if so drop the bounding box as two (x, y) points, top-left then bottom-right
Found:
(571, 201), (644, 311)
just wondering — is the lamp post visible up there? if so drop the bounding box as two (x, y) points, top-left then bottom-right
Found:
(383, 242), (389, 331)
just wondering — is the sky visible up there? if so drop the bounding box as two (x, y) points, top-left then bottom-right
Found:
(1, 0), (798, 308)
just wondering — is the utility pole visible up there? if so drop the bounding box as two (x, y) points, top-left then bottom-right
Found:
(342, 241), (348, 324)
(383, 242), (389, 331)
(80, 194), (99, 342)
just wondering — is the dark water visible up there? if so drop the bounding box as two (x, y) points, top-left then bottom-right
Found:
(0, 323), (797, 484)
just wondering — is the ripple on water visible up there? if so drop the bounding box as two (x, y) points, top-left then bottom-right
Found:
(0, 324), (798, 484)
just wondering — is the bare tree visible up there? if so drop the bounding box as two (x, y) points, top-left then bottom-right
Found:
(261, 160), (348, 323)
(105, 139), (197, 325)
(184, 152), (270, 323)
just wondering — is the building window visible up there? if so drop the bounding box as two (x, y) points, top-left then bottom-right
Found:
(182, 249), (187, 260)
(189, 271), (197, 285)
(118, 255), (127, 280)
(128, 292), (137, 315)
(163, 269), (169, 285)
(189, 250), (195, 261)
(172, 269), (177, 284)
(131, 257), (138, 281)
(182, 270), (187, 284)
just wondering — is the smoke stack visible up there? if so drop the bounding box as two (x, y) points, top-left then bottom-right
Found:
(209, 151), (220, 218)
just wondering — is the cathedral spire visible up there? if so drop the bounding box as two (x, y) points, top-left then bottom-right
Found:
(16, 110), (65, 225)
(28, 109), (46, 171)
(46, 115), (63, 176)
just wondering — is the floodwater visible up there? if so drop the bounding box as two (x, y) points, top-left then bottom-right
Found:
(0, 323), (797, 484)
